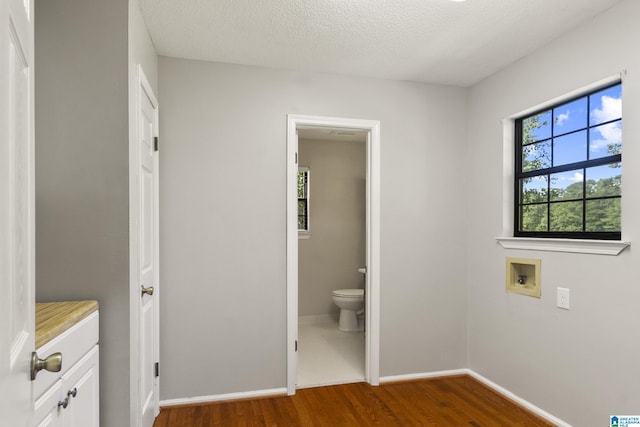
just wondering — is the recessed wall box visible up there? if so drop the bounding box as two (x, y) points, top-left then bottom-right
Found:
(506, 257), (541, 298)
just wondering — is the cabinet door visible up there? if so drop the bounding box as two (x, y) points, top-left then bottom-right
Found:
(61, 346), (99, 427)
(33, 380), (63, 427)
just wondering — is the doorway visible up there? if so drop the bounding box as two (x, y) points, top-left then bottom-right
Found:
(286, 115), (380, 395)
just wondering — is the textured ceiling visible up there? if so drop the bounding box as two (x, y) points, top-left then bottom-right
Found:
(139, 0), (622, 87)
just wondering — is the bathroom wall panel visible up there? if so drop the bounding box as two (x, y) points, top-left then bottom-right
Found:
(298, 139), (366, 318)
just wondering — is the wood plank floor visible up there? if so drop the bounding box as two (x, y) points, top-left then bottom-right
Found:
(153, 375), (556, 427)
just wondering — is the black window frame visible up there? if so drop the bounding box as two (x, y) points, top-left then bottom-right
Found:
(514, 82), (622, 240)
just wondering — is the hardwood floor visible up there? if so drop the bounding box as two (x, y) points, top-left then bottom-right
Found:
(153, 375), (556, 426)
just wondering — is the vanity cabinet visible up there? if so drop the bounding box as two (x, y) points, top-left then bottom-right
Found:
(33, 303), (99, 427)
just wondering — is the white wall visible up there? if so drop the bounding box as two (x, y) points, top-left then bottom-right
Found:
(35, 1), (130, 426)
(298, 139), (366, 317)
(158, 57), (469, 400)
(35, 1), (157, 426)
(466, 1), (640, 425)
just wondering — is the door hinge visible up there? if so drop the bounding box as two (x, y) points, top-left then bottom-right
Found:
(154, 362), (159, 378)
(295, 152), (298, 164)
(295, 340), (298, 352)
(154, 137), (159, 152)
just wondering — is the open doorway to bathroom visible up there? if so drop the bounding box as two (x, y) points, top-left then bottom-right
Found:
(286, 115), (380, 395)
(297, 128), (367, 388)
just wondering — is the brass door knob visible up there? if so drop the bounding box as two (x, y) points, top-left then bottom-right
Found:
(30, 351), (62, 380)
(141, 285), (154, 296)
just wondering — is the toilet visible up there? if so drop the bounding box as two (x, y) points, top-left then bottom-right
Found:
(331, 288), (364, 332)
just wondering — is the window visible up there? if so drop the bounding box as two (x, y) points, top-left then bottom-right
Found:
(298, 168), (310, 232)
(515, 83), (622, 240)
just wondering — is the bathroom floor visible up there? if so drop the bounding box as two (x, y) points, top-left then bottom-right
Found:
(297, 318), (365, 388)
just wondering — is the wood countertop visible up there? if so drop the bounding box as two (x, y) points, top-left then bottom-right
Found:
(35, 301), (99, 349)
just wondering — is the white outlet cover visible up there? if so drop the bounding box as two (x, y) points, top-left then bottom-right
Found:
(557, 287), (570, 310)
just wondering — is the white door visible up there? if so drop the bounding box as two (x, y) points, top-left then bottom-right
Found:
(0, 0), (35, 425)
(136, 68), (159, 427)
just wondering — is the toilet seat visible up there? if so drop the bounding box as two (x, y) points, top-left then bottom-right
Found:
(332, 288), (364, 299)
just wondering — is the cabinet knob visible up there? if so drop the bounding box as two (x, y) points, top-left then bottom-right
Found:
(58, 397), (69, 409)
(30, 351), (62, 381)
(68, 387), (78, 398)
(141, 285), (154, 297)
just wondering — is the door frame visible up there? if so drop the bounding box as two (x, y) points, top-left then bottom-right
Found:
(286, 114), (380, 395)
(129, 65), (160, 425)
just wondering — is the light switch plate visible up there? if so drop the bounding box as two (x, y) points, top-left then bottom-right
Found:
(557, 287), (570, 310)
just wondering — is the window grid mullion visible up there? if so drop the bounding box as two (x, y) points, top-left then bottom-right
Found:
(518, 153), (621, 180)
(546, 173), (551, 232)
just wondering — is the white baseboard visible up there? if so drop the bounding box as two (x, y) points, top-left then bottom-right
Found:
(159, 387), (287, 408)
(468, 371), (571, 427)
(298, 314), (335, 325)
(379, 369), (469, 383)
(381, 369), (570, 426)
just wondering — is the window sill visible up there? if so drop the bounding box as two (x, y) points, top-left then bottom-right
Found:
(496, 237), (630, 256)
(298, 233), (311, 240)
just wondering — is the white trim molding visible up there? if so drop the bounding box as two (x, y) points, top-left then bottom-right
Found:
(380, 369), (469, 383)
(496, 237), (630, 255)
(286, 114), (381, 395)
(160, 388), (288, 408)
(468, 371), (571, 427)
(381, 369), (571, 426)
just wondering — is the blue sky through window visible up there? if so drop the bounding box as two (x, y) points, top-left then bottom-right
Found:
(521, 83), (621, 193)
(523, 84), (621, 147)
(553, 97), (587, 136)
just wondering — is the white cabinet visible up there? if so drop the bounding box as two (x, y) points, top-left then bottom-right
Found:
(34, 311), (99, 427)
(59, 346), (99, 427)
(34, 381), (63, 427)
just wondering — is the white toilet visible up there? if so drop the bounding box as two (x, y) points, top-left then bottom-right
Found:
(331, 288), (364, 332)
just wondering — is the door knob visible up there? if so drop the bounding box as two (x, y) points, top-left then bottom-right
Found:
(141, 285), (154, 296)
(30, 351), (62, 380)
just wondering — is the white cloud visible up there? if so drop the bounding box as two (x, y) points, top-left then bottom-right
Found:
(569, 172), (583, 182)
(590, 95), (622, 153)
(556, 172), (583, 183)
(592, 95), (621, 123)
(555, 111), (570, 126)
(591, 122), (621, 153)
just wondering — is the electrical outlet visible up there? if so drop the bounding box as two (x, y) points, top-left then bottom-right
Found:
(557, 287), (570, 310)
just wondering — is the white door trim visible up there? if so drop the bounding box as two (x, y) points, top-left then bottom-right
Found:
(129, 65), (160, 426)
(286, 114), (380, 395)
